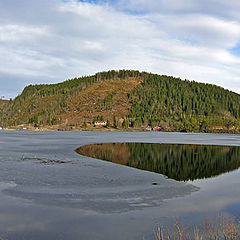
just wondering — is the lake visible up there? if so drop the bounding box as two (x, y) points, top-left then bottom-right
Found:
(0, 131), (240, 240)
(76, 143), (240, 181)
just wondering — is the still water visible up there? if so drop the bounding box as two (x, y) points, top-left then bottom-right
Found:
(0, 131), (240, 240)
(76, 143), (240, 181)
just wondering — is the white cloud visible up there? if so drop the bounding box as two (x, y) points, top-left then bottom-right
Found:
(0, 0), (240, 98)
(146, 14), (240, 48)
(117, 0), (240, 20)
(0, 25), (48, 42)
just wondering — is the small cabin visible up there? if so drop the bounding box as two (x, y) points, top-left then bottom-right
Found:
(153, 126), (161, 131)
(94, 121), (107, 126)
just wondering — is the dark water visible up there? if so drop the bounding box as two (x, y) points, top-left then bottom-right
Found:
(76, 143), (240, 181)
(0, 131), (240, 240)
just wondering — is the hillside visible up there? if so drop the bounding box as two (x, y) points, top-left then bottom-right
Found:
(1, 70), (240, 133)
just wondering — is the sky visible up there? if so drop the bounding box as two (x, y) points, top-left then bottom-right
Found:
(1, 0), (240, 99)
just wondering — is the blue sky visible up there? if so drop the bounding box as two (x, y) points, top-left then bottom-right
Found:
(230, 45), (240, 56)
(1, 0), (240, 98)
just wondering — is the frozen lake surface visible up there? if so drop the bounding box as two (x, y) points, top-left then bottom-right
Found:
(0, 131), (240, 239)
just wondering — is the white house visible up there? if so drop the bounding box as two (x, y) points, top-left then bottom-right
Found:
(94, 121), (107, 126)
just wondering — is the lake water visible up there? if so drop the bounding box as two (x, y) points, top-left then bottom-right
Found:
(0, 131), (240, 240)
(76, 143), (240, 181)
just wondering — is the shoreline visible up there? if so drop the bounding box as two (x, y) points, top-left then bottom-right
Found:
(1, 125), (239, 134)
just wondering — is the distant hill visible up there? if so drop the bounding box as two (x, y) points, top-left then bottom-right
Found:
(1, 70), (240, 133)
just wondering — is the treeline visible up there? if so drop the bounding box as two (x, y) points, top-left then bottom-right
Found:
(17, 69), (145, 100)
(128, 74), (240, 132)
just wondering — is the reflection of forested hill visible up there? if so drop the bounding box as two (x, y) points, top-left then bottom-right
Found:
(1, 70), (240, 133)
(76, 143), (240, 181)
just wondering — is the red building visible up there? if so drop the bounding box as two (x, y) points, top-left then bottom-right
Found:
(153, 126), (161, 131)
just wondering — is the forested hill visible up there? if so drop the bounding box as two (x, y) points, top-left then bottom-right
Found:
(1, 70), (240, 133)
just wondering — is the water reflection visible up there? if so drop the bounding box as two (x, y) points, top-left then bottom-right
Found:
(76, 143), (240, 181)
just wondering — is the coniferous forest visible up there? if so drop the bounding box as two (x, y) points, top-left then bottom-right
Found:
(1, 70), (240, 133)
(128, 73), (240, 132)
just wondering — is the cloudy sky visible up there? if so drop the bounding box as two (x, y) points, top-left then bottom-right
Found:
(1, 0), (240, 98)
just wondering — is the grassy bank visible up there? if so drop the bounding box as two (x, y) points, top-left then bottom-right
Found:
(155, 216), (240, 240)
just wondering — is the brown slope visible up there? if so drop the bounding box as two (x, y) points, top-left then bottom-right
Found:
(58, 77), (143, 125)
(0, 99), (10, 126)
